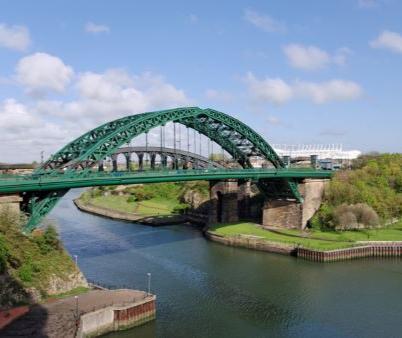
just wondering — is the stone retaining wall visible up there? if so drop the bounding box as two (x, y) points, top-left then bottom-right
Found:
(206, 231), (402, 263)
(77, 296), (156, 338)
(298, 244), (402, 262)
(204, 231), (295, 255)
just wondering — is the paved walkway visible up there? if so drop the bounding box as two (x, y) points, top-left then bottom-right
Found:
(1, 289), (148, 338)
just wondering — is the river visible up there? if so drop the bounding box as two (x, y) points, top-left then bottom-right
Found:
(51, 190), (402, 338)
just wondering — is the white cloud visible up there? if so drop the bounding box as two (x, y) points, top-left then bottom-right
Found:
(0, 68), (191, 162)
(283, 44), (330, 71)
(37, 69), (190, 128)
(370, 30), (402, 54)
(283, 44), (351, 71)
(0, 23), (31, 51)
(295, 79), (363, 104)
(244, 9), (285, 33)
(16, 53), (74, 95)
(245, 73), (293, 104)
(85, 22), (110, 34)
(0, 99), (71, 162)
(245, 72), (362, 104)
(205, 89), (233, 102)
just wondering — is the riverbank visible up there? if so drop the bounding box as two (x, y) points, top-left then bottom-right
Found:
(207, 222), (402, 262)
(74, 198), (190, 226)
(1, 289), (156, 337)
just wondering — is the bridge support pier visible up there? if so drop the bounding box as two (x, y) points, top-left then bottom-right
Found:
(209, 180), (239, 224)
(262, 179), (329, 229)
(98, 161), (104, 172)
(112, 157), (118, 172)
(125, 153), (131, 171)
(138, 153), (144, 170)
(0, 194), (22, 219)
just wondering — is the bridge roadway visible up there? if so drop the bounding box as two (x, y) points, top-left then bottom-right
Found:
(0, 168), (332, 194)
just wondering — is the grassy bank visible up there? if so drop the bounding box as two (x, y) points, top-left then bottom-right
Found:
(0, 209), (79, 306)
(79, 181), (209, 217)
(209, 221), (402, 251)
(88, 195), (181, 216)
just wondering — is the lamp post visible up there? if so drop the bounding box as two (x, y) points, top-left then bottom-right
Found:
(147, 272), (151, 296)
(74, 255), (78, 265)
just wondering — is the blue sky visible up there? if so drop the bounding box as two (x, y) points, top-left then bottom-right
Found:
(0, 0), (401, 162)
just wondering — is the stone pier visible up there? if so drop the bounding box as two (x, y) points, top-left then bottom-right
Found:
(0, 194), (22, 218)
(209, 180), (239, 224)
(262, 179), (329, 229)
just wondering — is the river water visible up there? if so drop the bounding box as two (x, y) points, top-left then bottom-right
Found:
(51, 190), (402, 338)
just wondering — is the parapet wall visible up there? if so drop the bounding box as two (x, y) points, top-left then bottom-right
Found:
(77, 295), (156, 338)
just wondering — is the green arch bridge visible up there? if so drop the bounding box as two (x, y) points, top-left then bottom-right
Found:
(0, 107), (332, 232)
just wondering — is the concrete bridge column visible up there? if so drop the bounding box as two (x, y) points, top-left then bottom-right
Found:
(150, 154), (156, 170)
(138, 153), (144, 171)
(98, 160), (104, 172)
(238, 180), (252, 219)
(0, 194), (22, 219)
(112, 155), (118, 172)
(209, 180), (239, 224)
(262, 179), (329, 229)
(124, 153), (131, 171)
(161, 155), (167, 168)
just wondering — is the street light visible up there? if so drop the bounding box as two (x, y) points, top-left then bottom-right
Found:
(74, 255), (78, 265)
(147, 272), (151, 296)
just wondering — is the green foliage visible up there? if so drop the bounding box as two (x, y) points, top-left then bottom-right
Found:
(17, 262), (34, 282)
(127, 195), (136, 203)
(313, 154), (402, 229)
(172, 203), (189, 214)
(0, 235), (9, 274)
(0, 208), (76, 295)
(34, 226), (61, 254)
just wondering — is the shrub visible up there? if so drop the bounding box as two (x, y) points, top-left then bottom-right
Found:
(127, 195), (136, 203)
(172, 204), (189, 214)
(0, 235), (9, 274)
(18, 263), (34, 283)
(35, 225), (61, 254)
(333, 203), (379, 229)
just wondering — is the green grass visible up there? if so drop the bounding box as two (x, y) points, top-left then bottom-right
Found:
(45, 286), (90, 301)
(0, 210), (78, 302)
(209, 221), (402, 251)
(277, 221), (402, 242)
(89, 195), (182, 216)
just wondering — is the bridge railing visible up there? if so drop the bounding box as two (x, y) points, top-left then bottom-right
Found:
(0, 167), (332, 183)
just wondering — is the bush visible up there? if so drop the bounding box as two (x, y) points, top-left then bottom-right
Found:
(18, 263), (34, 283)
(0, 235), (9, 274)
(127, 195), (136, 203)
(313, 154), (402, 229)
(333, 203), (379, 229)
(172, 204), (189, 214)
(35, 226), (61, 254)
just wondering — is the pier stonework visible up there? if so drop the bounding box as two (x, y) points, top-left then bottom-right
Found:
(262, 179), (329, 229)
(209, 180), (239, 224)
(0, 194), (22, 218)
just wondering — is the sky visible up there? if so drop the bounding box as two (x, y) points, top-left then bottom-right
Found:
(0, 0), (401, 163)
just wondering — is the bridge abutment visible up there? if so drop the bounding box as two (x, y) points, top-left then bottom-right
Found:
(209, 180), (239, 224)
(0, 194), (22, 219)
(262, 179), (329, 229)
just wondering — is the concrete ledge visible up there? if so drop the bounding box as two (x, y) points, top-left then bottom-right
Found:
(204, 231), (296, 255)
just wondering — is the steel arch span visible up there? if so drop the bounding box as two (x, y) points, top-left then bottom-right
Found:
(22, 107), (301, 231)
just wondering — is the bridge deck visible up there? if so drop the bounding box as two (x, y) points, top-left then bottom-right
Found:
(0, 168), (332, 194)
